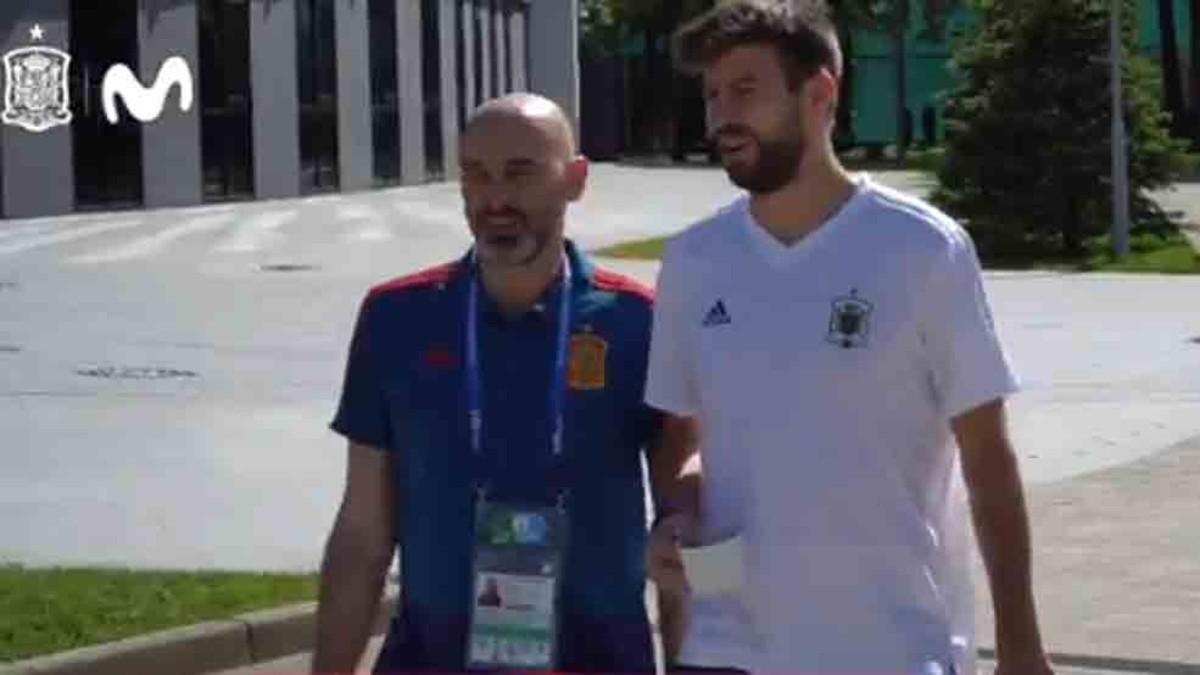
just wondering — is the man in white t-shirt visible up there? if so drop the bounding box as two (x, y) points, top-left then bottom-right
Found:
(644, 2), (1055, 674)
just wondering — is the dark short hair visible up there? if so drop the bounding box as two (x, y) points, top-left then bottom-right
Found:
(673, 0), (841, 88)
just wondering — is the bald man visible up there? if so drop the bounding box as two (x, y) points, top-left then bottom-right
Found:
(314, 95), (674, 674)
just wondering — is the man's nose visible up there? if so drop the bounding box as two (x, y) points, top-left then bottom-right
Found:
(477, 181), (514, 212)
(706, 100), (735, 139)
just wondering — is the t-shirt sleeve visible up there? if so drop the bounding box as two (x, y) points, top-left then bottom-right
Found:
(918, 227), (1020, 421)
(645, 244), (700, 416)
(330, 293), (393, 449)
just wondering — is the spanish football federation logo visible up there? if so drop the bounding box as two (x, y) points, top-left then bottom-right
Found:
(827, 288), (873, 349)
(568, 329), (608, 391)
(2, 26), (72, 133)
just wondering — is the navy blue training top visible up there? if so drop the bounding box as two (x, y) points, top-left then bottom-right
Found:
(331, 241), (659, 673)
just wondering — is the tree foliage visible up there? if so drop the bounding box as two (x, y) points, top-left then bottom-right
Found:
(933, 0), (1186, 258)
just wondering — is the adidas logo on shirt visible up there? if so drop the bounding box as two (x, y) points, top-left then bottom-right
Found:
(702, 300), (732, 327)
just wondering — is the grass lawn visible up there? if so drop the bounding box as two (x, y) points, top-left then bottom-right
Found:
(595, 230), (1200, 274)
(595, 237), (669, 261)
(0, 564), (318, 663)
(1080, 231), (1200, 274)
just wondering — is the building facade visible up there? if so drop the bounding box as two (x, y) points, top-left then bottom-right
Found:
(580, 0), (1195, 159)
(0, 0), (579, 219)
(847, 0), (1195, 146)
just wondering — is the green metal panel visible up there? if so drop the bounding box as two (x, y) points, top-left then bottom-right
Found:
(845, 0), (1194, 145)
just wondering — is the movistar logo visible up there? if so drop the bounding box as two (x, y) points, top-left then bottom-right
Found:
(101, 56), (193, 124)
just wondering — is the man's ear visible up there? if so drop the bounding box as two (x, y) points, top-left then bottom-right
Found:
(565, 156), (590, 202)
(808, 66), (840, 124)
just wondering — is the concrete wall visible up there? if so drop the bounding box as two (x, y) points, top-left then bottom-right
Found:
(460, 0), (476, 115)
(528, 0), (578, 134)
(250, 0), (300, 200)
(139, 0), (203, 208)
(438, 0), (460, 178)
(508, 1), (526, 92)
(336, 0), (373, 191)
(397, 0), (425, 184)
(0, 0), (74, 218)
(477, 1), (492, 102)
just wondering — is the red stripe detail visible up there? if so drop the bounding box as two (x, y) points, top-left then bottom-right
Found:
(424, 344), (456, 369)
(369, 261), (460, 297)
(592, 267), (655, 304)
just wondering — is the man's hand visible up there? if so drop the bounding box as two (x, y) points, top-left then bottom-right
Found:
(648, 513), (694, 664)
(647, 513), (693, 595)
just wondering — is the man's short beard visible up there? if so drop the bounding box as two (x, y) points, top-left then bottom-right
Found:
(725, 132), (805, 194)
(479, 227), (553, 269)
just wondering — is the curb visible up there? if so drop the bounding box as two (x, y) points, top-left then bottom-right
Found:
(7, 598), (1200, 674)
(0, 594), (397, 675)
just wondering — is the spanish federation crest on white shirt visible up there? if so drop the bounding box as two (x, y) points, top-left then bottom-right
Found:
(827, 288), (874, 349)
(3, 41), (73, 133)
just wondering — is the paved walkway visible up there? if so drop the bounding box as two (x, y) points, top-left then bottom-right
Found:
(973, 434), (1200, 672)
(221, 440), (1200, 675)
(1146, 182), (1200, 253)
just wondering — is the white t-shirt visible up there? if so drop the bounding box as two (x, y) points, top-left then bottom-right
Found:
(645, 174), (1019, 674)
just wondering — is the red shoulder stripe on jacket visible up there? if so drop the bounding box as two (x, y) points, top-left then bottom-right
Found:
(592, 267), (655, 304)
(369, 261), (459, 297)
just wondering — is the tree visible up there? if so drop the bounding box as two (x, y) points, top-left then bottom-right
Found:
(933, 0), (1186, 258)
(1190, 0), (1200, 145)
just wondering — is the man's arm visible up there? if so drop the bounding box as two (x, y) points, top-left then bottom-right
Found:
(311, 442), (396, 674)
(953, 399), (1053, 675)
(647, 412), (702, 540)
(645, 412), (701, 664)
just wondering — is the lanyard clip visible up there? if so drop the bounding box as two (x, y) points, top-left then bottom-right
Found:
(556, 489), (570, 514)
(475, 483), (489, 505)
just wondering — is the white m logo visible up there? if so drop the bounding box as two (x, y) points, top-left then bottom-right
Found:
(101, 56), (193, 124)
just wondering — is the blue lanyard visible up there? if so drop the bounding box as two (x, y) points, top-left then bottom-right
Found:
(465, 250), (572, 461)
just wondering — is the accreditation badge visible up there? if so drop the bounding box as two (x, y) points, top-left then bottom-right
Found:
(467, 501), (568, 671)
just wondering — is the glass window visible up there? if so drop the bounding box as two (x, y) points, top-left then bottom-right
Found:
(369, 0), (401, 185)
(199, 0), (255, 200)
(70, 0), (143, 209)
(422, 0), (444, 179)
(297, 0), (340, 193)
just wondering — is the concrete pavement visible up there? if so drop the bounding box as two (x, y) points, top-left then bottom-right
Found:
(216, 440), (1200, 674)
(974, 434), (1200, 671)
